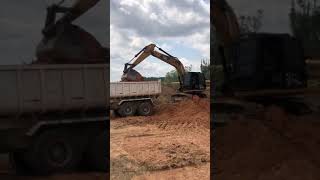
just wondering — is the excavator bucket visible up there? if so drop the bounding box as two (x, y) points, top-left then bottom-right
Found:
(121, 69), (144, 82)
(33, 0), (107, 64)
(35, 24), (107, 64)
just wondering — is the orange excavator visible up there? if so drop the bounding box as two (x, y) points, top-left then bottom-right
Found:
(34, 0), (108, 64)
(212, 0), (307, 93)
(211, 0), (317, 122)
(122, 44), (207, 99)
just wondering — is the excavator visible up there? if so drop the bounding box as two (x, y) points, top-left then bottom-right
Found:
(34, 0), (108, 64)
(121, 44), (207, 100)
(212, 0), (307, 92)
(211, 0), (318, 123)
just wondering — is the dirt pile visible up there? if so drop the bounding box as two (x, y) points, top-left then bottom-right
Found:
(215, 113), (320, 180)
(151, 99), (210, 131)
(112, 99), (210, 131)
(111, 99), (210, 179)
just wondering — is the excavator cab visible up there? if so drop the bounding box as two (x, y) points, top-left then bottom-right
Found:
(182, 72), (206, 92)
(226, 33), (307, 91)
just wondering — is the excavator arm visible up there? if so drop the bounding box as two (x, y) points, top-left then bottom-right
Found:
(43, 0), (100, 37)
(211, 0), (241, 89)
(123, 44), (186, 85)
(35, 0), (106, 64)
(211, 0), (240, 47)
(59, 0), (100, 23)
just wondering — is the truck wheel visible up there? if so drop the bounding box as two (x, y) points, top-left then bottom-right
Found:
(118, 102), (136, 117)
(137, 101), (153, 116)
(85, 130), (109, 172)
(25, 130), (82, 175)
(9, 152), (31, 175)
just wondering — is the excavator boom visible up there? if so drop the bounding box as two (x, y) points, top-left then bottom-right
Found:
(123, 44), (186, 85)
(211, 0), (240, 47)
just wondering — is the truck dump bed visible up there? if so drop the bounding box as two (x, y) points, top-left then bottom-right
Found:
(110, 81), (161, 98)
(0, 64), (108, 116)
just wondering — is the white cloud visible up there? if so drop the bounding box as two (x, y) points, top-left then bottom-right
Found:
(110, 0), (210, 81)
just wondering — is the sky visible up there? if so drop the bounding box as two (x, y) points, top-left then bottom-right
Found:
(0, 0), (295, 73)
(0, 0), (108, 65)
(110, 0), (210, 82)
(228, 0), (293, 34)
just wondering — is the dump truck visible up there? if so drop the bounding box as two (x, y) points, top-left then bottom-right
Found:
(0, 0), (109, 175)
(110, 80), (161, 117)
(0, 64), (109, 174)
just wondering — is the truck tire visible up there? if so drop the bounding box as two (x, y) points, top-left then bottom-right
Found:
(118, 102), (136, 117)
(9, 152), (31, 175)
(85, 130), (109, 172)
(137, 101), (153, 116)
(24, 130), (82, 175)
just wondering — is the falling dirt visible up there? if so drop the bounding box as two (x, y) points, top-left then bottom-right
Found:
(111, 99), (210, 180)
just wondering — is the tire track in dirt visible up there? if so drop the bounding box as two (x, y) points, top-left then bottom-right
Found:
(111, 99), (210, 179)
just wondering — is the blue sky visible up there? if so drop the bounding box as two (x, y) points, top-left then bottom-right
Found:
(110, 0), (210, 81)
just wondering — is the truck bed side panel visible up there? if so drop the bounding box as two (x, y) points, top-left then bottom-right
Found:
(0, 64), (109, 116)
(110, 81), (161, 98)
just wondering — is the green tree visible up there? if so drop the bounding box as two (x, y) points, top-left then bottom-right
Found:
(200, 58), (210, 80)
(144, 77), (165, 81)
(164, 70), (179, 83)
(290, 0), (320, 58)
(164, 65), (192, 83)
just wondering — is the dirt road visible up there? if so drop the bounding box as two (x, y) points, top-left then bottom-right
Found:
(111, 99), (210, 180)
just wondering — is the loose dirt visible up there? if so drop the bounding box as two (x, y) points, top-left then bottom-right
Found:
(111, 99), (210, 180)
(214, 102), (320, 180)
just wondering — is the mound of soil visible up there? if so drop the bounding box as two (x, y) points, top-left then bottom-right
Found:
(111, 99), (210, 179)
(111, 99), (210, 131)
(215, 113), (320, 180)
(151, 99), (210, 131)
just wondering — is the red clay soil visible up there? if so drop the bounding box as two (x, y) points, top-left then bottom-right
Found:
(214, 112), (320, 180)
(112, 99), (210, 131)
(150, 99), (210, 130)
(111, 99), (210, 180)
